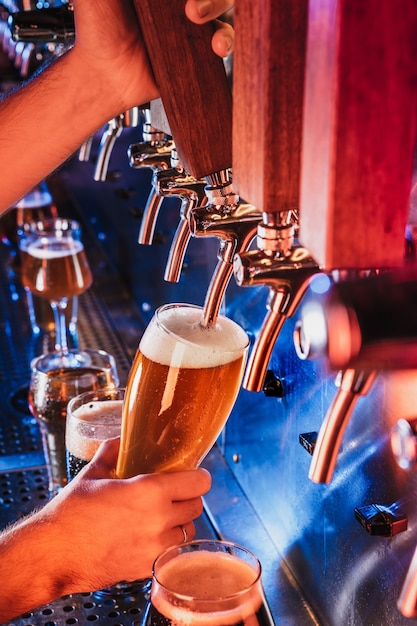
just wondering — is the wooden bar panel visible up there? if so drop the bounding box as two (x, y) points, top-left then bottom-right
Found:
(300, 0), (417, 270)
(133, 0), (232, 179)
(233, 0), (308, 212)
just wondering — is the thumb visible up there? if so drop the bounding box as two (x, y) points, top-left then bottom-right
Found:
(84, 437), (120, 477)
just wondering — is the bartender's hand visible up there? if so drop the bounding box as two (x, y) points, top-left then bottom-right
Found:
(185, 0), (234, 57)
(72, 0), (234, 114)
(51, 437), (212, 589)
(0, 438), (211, 623)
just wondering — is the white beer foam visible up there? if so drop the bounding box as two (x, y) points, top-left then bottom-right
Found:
(152, 550), (261, 625)
(67, 400), (122, 460)
(140, 306), (248, 368)
(27, 238), (83, 259)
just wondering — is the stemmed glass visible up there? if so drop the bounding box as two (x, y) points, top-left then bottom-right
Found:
(20, 218), (93, 357)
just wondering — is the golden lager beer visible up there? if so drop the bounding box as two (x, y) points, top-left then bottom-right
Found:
(116, 303), (249, 477)
(21, 237), (92, 300)
(146, 540), (275, 626)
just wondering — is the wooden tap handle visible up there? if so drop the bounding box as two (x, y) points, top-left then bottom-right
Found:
(233, 0), (309, 213)
(300, 0), (417, 270)
(133, 0), (232, 179)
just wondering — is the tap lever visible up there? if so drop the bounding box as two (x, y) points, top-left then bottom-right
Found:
(308, 369), (377, 484)
(132, 0), (232, 178)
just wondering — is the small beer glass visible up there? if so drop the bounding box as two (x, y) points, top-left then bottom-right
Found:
(116, 303), (249, 477)
(28, 348), (119, 496)
(66, 387), (124, 481)
(145, 539), (275, 625)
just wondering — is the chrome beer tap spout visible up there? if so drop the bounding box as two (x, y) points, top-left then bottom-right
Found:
(233, 211), (320, 392)
(308, 368), (377, 484)
(128, 124), (175, 246)
(189, 171), (262, 327)
(94, 107), (141, 182)
(152, 168), (207, 283)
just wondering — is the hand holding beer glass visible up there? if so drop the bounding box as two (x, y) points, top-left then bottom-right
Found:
(20, 218), (92, 355)
(116, 303), (249, 477)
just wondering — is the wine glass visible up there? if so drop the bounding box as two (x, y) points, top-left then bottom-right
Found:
(144, 539), (275, 625)
(116, 303), (249, 477)
(20, 217), (92, 356)
(28, 348), (119, 497)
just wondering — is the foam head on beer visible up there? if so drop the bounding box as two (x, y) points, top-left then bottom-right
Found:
(149, 541), (273, 626)
(116, 303), (249, 477)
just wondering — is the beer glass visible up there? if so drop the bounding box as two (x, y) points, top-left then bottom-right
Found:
(66, 387), (124, 481)
(145, 539), (275, 625)
(20, 217), (92, 354)
(116, 303), (249, 477)
(28, 348), (119, 496)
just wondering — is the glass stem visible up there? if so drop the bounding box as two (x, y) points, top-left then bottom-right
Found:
(50, 298), (69, 353)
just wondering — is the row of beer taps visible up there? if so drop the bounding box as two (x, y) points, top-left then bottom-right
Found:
(5, 0), (417, 618)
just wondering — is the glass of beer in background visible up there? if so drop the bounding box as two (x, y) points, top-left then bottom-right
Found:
(29, 348), (119, 496)
(20, 218), (92, 355)
(145, 539), (275, 625)
(116, 303), (249, 477)
(66, 387), (124, 481)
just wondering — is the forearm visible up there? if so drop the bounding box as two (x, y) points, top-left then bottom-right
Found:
(0, 507), (75, 622)
(0, 47), (137, 213)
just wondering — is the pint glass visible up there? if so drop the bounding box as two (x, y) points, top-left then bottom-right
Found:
(116, 303), (249, 477)
(145, 540), (275, 625)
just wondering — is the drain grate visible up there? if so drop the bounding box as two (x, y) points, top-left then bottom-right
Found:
(9, 586), (151, 626)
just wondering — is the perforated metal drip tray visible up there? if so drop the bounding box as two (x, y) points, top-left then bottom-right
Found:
(12, 584), (151, 626)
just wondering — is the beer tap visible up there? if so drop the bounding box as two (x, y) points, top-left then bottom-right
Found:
(127, 107), (175, 245)
(154, 161), (207, 283)
(189, 176), (262, 326)
(131, 0), (234, 326)
(94, 107), (141, 182)
(233, 211), (320, 392)
(308, 369), (377, 484)
(230, 1), (311, 392)
(292, 0), (417, 490)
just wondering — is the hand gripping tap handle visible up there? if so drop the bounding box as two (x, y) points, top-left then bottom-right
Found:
(132, 0), (232, 180)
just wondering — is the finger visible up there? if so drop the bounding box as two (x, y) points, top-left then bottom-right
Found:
(136, 468), (212, 501)
(211, 21), (234, 57)
(83, 438), (120, 476)
(185, 0), (233, 24)
(171, 495), (205, 526)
